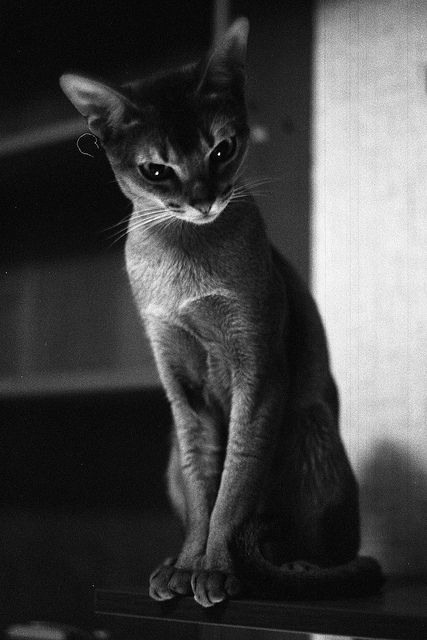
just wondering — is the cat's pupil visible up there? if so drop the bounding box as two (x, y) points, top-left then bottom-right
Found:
(138, 162), (174, 182)
(151, 164), (165, 177)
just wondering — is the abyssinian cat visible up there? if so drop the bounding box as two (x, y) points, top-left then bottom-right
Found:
(60, 18), (383, 607)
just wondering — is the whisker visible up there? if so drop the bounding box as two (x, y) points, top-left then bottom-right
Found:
(128, 213), (169, 225)
(126, 215), (171, 232)
(134, 210), (172, 222)
(232, 189), (273, 198)
(238, 171), (283, 183)
(106, 212), (172, 245)
(126, 208), (171, 222)
(127, 213), (173, 231)
(102, 206), (170, 234)
(107, 230), (131, 247)
(238, 177), (282, 190)
(106, 213), (167, 237)
(102, 215), (132, 233)
(132, 205), (169, 213)
(231, 180), (281, 198)
(137, 215), (176, 237)
(229, 197), (252, 205)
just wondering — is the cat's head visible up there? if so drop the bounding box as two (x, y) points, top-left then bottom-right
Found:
(60, 18), (250, 226)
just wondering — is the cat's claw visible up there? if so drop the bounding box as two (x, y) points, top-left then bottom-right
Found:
(191, 570), (241, 607)
(149, 558), (193, 599)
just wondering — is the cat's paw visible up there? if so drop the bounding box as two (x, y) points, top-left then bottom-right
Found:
(191, 569), (241, 607)
(149, 557), (193, 600)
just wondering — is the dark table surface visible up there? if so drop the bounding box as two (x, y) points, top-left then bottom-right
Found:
(95, 577), (427, 640)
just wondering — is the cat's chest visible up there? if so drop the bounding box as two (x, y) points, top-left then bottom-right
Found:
(125, 239), (234, 325)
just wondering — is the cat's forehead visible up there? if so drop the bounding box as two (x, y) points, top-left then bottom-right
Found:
(134, 112), (237, 165)
(129, 71), (239, 154)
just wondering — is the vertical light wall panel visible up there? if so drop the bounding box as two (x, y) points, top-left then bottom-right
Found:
(312, 0), (427, 574)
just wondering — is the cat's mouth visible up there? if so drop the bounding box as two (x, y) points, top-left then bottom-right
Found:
(169, 198), (229, 225)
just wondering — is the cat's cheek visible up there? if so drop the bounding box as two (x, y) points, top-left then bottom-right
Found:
(209, 198), (230, 219)
(114, 175), (135, 200)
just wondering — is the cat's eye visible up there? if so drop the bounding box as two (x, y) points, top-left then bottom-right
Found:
(210, 137), (237, 167)
(138, 162), (174, 182)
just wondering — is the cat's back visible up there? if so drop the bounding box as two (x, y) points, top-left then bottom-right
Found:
(271, 246), (333, 402)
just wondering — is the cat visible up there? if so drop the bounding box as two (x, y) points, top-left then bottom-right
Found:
(60, 17), (383, 607)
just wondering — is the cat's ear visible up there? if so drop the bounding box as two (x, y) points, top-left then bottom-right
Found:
(198, 17), (249, 94)
(60, 74), (134, 139)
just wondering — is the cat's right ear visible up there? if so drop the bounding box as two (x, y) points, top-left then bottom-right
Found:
(60, 74), (133, 139)
(197, 17), (249, 95)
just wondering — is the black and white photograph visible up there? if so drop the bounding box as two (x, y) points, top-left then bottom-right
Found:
(1, 1), (426, 639)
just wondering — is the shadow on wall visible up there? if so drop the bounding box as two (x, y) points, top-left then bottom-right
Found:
(359, 440), (427, 576)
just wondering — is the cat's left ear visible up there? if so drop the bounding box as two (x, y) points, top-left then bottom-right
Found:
(60, 74), (134, 140)
(198, 17), (249, 94)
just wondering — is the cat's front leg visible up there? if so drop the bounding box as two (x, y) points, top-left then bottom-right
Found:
(191, 374), (284, 607)
(146, 320), (221, 601)
(149, 397), (213, 601)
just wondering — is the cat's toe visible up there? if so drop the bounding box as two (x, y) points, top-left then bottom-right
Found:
(149, 559), (177, 601)
(168, 568), (193, 595)
(191, 570), (241, 607)
(191, 570), (222, 607)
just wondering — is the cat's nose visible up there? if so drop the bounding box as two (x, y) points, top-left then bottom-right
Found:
(190, 180), (214, 215)
(191, 200), (213, 215)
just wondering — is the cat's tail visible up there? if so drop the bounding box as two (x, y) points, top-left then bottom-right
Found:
(232, 520), (385, 599)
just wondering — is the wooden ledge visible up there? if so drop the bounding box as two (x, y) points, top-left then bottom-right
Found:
(95, 577), (427, 639)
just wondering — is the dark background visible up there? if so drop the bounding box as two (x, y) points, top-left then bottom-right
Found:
(0, 0), (213, 264)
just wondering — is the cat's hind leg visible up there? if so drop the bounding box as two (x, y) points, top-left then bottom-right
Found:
(229, 399), (376, 599)
(271, 399), (361, 567)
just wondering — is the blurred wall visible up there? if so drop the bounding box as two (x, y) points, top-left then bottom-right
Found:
(235, 0), (312, 282)
(312, 0), (427, 574)
(0, 255), (158, 395)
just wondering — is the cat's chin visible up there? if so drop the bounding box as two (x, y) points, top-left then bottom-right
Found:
(187, 213), (220, 226)
(170, 213), (219, 226)
(177, 201), (229, 226)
